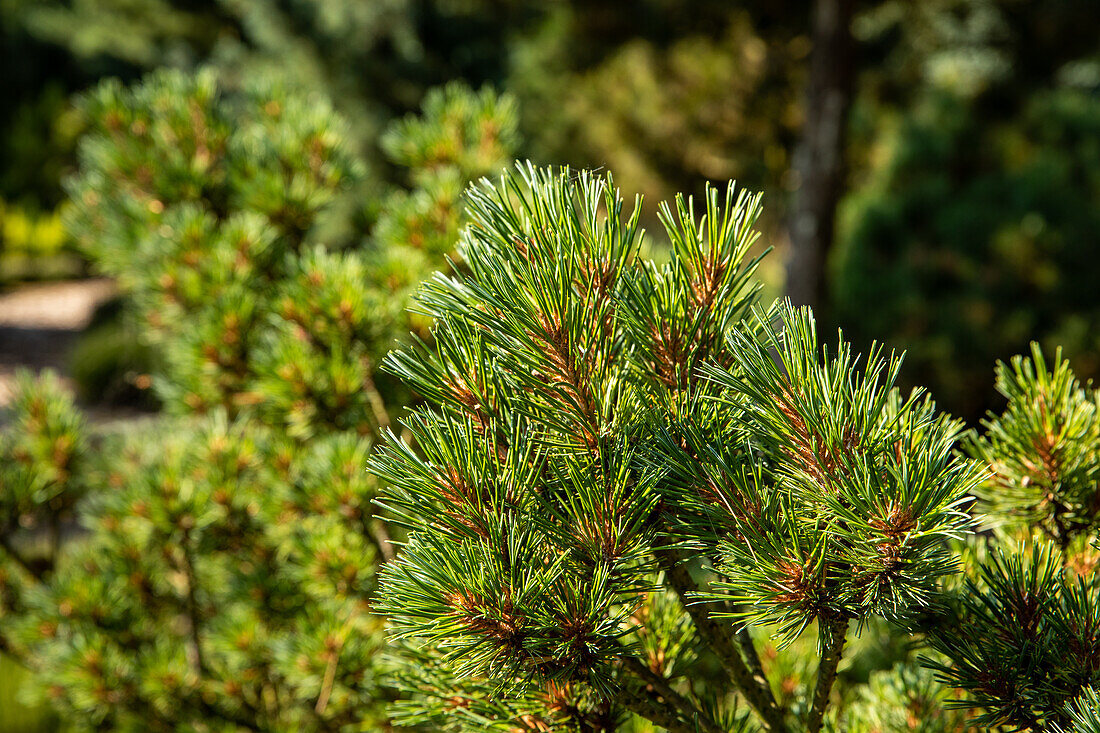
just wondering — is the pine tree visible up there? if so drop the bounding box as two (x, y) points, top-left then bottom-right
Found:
(373, 163), (1100, 732)
(4, 414), (389, 731)
(6, 99), (1100, 727)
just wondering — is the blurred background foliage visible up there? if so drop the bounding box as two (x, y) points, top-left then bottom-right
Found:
(0, 59), (518, 730)
(2, 0), (1098, 422)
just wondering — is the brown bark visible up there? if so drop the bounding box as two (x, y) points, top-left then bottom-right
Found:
(618, 655), (726, 733)
(785, 0), (856, 310)
(807, 617), (850, 733)
(654, 546), (788, 732)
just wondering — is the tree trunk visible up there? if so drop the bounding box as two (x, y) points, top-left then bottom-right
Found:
(785, 0), (856, 310)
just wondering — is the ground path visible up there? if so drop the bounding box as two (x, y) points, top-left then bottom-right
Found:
(0, 278), (115, 408)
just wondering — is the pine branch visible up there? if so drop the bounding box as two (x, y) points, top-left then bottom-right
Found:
(616, 686), (693, 733)
(732, 611), (770, 698)
(619, 655), (725, 733)
(807, 617), (849, 733)
(713, 582), (771, 705)
(655, 546), (787, 732)
(616, 682), (721, 733)
(177, 530), (206, 677)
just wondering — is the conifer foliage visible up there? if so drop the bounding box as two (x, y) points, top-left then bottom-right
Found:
(3, 78), (1099, 726)
(64, 67), (377, 422)
(63, 69), (518, 430)
(922, 348), (1100, 731)
(968, 345), (1100, 548)
(371, 164), (1014, 732)
(0, 370), (86, 551)
(8, 416), (391, 731)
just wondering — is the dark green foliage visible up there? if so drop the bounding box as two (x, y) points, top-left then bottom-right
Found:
(2, 34), (1098, 724)
(833, 87), (1100, 421)
(7, 0), (1100, 420)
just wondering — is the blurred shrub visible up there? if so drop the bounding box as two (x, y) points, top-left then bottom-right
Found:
(0, 67), (519, 731)
(0, 201), (82, 282)
(65, 68), (517, 428)
(10, 415), (388, 731)
(833, 85), (1100, 421)
(64, 68), (371, 424)
(836, 661), (971, 732)
(0, 370), (88, 667)
(0, 369), (87, 546)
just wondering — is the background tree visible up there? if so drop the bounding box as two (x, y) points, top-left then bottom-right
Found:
(784, 0), (854, 310)
(832, 0), (1100, 420)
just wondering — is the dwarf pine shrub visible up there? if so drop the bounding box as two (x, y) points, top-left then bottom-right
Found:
(63, 70), (515, 429)
(372, 164), (1100, 732)
(0, 68), (517, 732)
(4, 414), (390, 730)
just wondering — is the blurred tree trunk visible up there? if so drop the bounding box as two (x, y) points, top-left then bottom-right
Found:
(785, 0), (855, 310)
